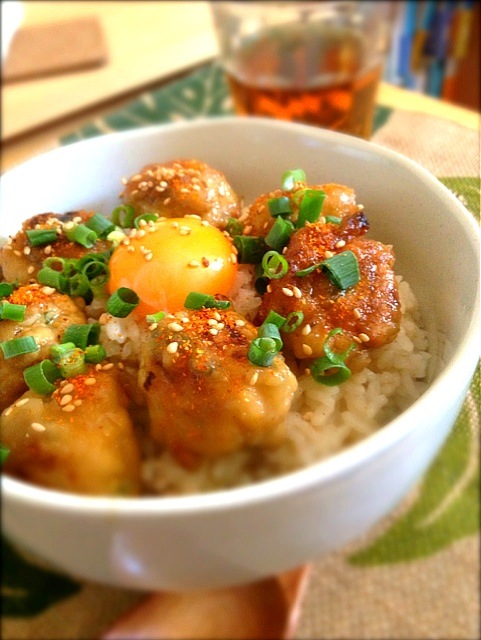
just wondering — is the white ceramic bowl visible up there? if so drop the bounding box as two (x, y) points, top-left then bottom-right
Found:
(1, 118), (479, 591)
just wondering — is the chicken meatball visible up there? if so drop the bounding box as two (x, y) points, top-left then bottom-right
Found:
(0, 210), (114, 285)
(0, 284), (86, 411)
(1, 367), (141, 496)
(257, 212), (401, 369)
(242, 182), (361, 238)
(120, 159), (242, 229)
(138, 307), (298, 466)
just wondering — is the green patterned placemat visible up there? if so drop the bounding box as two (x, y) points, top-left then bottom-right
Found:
(61, 63), (392, 144)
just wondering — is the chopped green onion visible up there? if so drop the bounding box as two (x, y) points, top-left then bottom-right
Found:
(68, 273), (91, 297)
(261, 250), (289, 279)
(25, 228), (59, 247)
(62, 323), (100, 350)
(0, 301), (26, 321)
(310, 357), (352, 386)
(106, 287), (140, 317)
(264, 310), (287, 329)
(37, 267), (69, 293)
(106, 228), (127, 246)
(0, 444), (10, 464)
(254, 264), (269, 295)
(0, 336), (39, 359)
(146, 311), (166, 323)
(247, 337), (278, 367)
(281, 169), (306, 191)
(296, 189), (326, 228)
(257, 322), (283, 351)
(0, 283), (14, 299)
(265, 216), (294, 252)
(80, 259), (110, 282)
(23, 359), (61, 394)
(84, 344), (107, 364)
(233, 236), (267, 264)
(295, 261), (323, 278)
(184, 292), (231, 310)
(310, 328), (356, 386)
(321, 250), (360, 290)
(283, 310), (304, 332)
(111, 205), (135, 228)
(85, 213), (115, 238)
(323, 328), (356, 364)
(50, 342), (76, 364)
(268, 196), (293, 217)
(58, 347), (86, 378)
(134, 213), (159, 229)
(295, 250), (360, 289)
(325, 216), (342, 224)
(65, 224), (98, 249)
(226, 217), (243, 237)
(43, 256), (77, 275)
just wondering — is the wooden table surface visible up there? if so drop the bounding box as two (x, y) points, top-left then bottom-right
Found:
(2, 1), (479, 173)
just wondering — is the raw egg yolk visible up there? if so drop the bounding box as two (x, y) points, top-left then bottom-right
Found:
(108, 217), (238, 316)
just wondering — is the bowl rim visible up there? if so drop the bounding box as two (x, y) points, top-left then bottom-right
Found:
(1, 117), (479, 514)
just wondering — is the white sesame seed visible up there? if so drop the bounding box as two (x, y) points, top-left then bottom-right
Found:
(41, 286), (56, 295)
(188, 260), (201, 268)
(301, 324), (311, 335)
(282, 287), (294, 297)
(31, 422), (46, 432)
(60, 383), (75, 394)
(235, 319), (246, 327)
(353, 308), (362, 319)
(85, 378), (97, 386)
(102, 363), (114, 370)
(213, 312), (221, 321)
(249, 371), (259, 386)
(179, 226), (191, 236)
(209, 328), (219, 336)
(4, 407), (13, 416)
(62, 404), (75, 412)
(14, 250), (21, 257)
(207, 318), (218, 326)
(59, 394), (73, 406)
(15, 398), (29, 407)
(359, 333), (370, 342)
(27, 266), (35, 274)
(302, 343), (313, 356)
(293, 286), (302, 299)
(167, 341), (179, 354)
(335, 240), (346, 249)
(23, 246), (31, 255)
(168, 322), (184, 332)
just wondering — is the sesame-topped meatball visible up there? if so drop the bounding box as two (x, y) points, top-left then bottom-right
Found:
(138, 307), (298, 467)
(242, 182), (361, 238)
(0, 210), (113, 285)
(119, 159), (242, 229)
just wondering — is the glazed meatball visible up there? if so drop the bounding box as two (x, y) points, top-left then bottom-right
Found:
(120, 159), (242, 229)
(242, 182), (361, 238)
(0, 210), (114, 285)
(1, 367), (142, 496)
(0, 284), (86, 412)
(257, 212), (401, 369)
(138, 307), (298, 467)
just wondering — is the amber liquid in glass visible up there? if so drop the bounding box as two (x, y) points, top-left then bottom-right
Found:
(225, 24), (383, 139)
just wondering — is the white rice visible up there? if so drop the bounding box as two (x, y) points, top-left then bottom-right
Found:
(97, 267), (433, 496)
